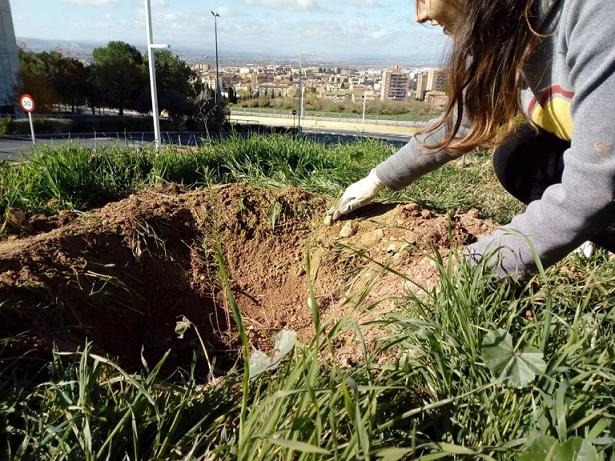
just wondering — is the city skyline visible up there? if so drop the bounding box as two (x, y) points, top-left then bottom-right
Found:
(10, 0), (450, 61)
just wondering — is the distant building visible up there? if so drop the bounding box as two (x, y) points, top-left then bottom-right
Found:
(415, 71), (428, 100)
(425, 90), (449, 109)
(191, 63), (211, 74)
(0, 0), (19, 112)
(415, 67), (447, 101)
(426, 68), (447, 93)
(380, 65), (409, 101)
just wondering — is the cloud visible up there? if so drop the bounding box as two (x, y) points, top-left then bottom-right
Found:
(346, 0), (383, 6)
(368, 29), (386, 39)
(241, 0), (325, 12)
(63, 0), (117, 5)
(213, 7), (248, 17)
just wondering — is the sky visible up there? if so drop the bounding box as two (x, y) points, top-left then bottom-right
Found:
(10, 0), (450, 60)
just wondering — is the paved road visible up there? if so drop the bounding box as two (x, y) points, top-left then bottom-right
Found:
(0, 132), (190, 162)
(0, 136), (121, 162)
(0, 127), (413, 162)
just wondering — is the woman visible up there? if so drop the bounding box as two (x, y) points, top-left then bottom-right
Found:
(330, 0), (615, 279)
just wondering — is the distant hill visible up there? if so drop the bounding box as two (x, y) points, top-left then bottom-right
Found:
(16, 37), (444, 68)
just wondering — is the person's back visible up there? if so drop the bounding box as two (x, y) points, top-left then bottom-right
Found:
(329, 0), (615, 279)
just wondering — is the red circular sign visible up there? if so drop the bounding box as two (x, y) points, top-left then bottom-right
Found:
(20, 94), (35, 113)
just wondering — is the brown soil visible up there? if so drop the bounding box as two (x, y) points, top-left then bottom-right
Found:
(0, 183), (495, 373)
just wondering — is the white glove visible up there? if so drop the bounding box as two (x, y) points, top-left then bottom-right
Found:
(328, 169), (384, 221)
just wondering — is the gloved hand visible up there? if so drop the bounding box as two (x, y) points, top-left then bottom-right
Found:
(328, 169), (384, 221)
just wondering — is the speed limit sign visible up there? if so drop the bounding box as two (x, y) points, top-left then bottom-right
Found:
(20, 94), (36, 113)
(20, 94), (37, 145)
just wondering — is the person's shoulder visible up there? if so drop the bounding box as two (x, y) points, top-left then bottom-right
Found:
(561, 0), (615, 38)
(563, 0), (615, 18)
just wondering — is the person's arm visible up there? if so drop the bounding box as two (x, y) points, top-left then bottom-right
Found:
(329, 110), (471, 220)
(374, 112), (470, 190)
(467, 0), (615, 278)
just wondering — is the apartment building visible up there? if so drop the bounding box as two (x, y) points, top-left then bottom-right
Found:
(415, 67), (447, 101)
(380, 65), (409, 101)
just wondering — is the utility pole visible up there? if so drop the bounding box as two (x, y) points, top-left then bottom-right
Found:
(298, 56), (304, 133)
(362, 90), (367, 133)
(211, 11), (221, 106)
(144, 0), (169, 149)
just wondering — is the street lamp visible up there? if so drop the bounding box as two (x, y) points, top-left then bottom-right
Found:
(144, 0), (170, 149)
(211, 11), (221, 105)
(362, 90), (367, 133)
(297, 56), (304, 133)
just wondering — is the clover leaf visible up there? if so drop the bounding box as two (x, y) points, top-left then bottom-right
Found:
(481, 329), (546, 388)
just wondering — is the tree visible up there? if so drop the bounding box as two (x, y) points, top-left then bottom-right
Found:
(83, 65), (102, 115)
(141, 50), (202, 119)
(17, 49), (60, 110)
(53, 54), (89, 112)
(92, 41), (145, 116)
(227, 87), (237, 104)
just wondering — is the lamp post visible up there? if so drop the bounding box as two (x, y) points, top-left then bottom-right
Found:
(297, 56), (304, 133)
(362, 90), (367, 133)
(211, 11), (221, 105)
(144, 0), (170, 149)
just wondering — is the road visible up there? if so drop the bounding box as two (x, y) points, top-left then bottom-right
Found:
(0, 136), (120, 162)
(0, 122), (417, 162)
(0, 132), (195, 162)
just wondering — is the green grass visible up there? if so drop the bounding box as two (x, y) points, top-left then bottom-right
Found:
(231, 106), (438, 122)
(1, 134), (614, 459)
(2, 251), (614, 459)
(0, 135), (389, 222)
(385, 151), (525, 223)
(232, 96), (442, 122)
(0, 134), (520, 228)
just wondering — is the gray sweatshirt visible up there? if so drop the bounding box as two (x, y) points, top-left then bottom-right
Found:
(374, 0), (615, 278)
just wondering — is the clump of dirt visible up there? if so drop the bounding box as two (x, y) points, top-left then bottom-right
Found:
(0, 183), (495, 373)
(3, 208), (79, 237)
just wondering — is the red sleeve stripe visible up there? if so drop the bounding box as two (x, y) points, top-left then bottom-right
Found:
(527, 85), (575, 114)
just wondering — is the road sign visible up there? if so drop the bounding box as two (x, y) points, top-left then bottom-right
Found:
(20, 94), (36, 145)
(20, 94), (36, 113)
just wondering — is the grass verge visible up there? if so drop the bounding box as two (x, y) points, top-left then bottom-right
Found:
(1, 134), (521, 231)
(2, 250), (614, 459)
(1, 134), (613, 459)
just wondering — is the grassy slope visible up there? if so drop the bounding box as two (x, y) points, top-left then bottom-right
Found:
(0, 135), (521, 225)
(1, 135), (613, 460)
(231, 106), (439, 122)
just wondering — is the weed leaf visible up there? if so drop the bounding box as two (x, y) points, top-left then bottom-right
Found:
(249, 329), (297, 378)
(481, 329), (546, 388)
(519, 435), (601, 461)
(375, 447), (414, 461)
(273, 329), (297, 357)
(174, 316), (191, 339)
(264, 436), (330, 454)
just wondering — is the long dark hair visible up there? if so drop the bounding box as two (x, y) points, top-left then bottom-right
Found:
(420, 0), (542, 153)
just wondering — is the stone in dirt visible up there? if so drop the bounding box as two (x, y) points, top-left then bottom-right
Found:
(0, 184), (495, 374)
(339, 221), (359, 238)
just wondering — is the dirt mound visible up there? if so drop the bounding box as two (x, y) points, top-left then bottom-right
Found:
(0, 184), (494, 372)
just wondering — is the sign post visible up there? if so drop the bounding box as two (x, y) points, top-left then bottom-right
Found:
(20, 94), (36, 146)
